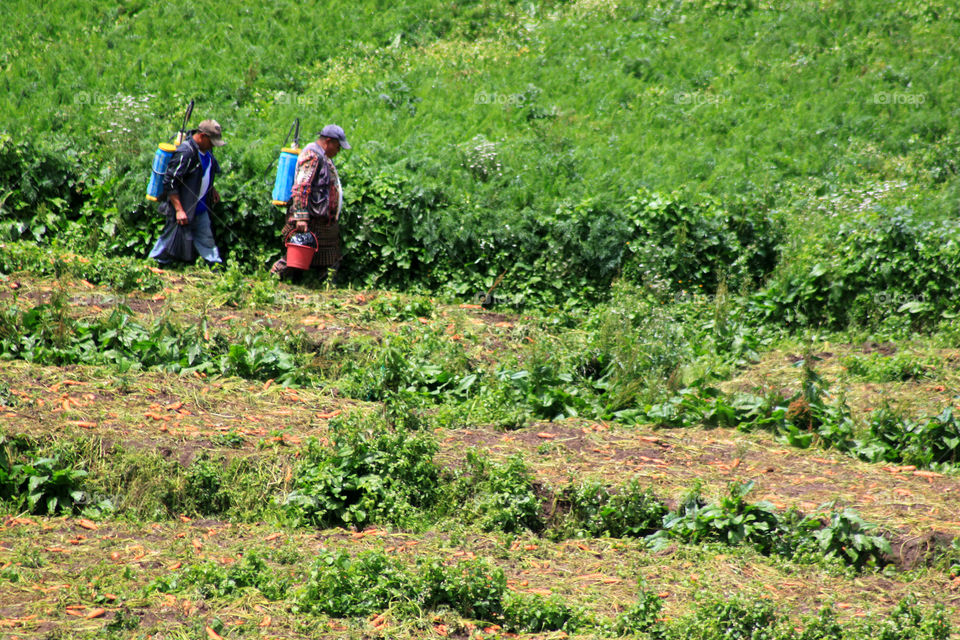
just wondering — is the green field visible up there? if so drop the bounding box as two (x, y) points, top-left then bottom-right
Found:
(2, 0), (960, 638)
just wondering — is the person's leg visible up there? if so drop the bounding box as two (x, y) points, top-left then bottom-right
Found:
(190, 211), (222, 264)
(148, 221), (176, 264)
(148, 236), (170, 263)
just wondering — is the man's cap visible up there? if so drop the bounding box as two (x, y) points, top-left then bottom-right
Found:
(198, 119), (226, 147)
(319, 124), (351, 149)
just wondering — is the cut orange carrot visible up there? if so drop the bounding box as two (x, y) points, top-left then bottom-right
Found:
(205, 626), (225, 640)
(84, 608), (106, 619)
(77, 519), (98, 531)
(536, 432), (556, 439)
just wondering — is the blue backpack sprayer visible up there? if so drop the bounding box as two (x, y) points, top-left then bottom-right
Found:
(269, 118), (317, 269)
(145, 99), (194, 201)
(271, 117), (301, 206)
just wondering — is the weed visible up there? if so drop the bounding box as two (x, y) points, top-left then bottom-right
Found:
(185, 455), (230, 515)
(0, 438), (89, 515)
(284, 416), (440, 529)
(451, 451), (543, 534)
(615, 582), (665, 637)
(149, 551), (286, 601)
(561, 479), (667, 538)
(813, 509), (891, 571)
(294, 549), (416, 617)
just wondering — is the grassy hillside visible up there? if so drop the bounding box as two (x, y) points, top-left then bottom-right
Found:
(2, 0), (959, 312)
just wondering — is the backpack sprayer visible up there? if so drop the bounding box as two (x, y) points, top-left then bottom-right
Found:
(146, 99), (194, 201)
(271, 117), (301, 206)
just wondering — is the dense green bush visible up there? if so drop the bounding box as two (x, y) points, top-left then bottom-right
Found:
(148, 552), (287, 601)
(284, 418), (441, 529)
(297, 550), (584, 631)
(451, 451), (543, 533)
(752, 213), (960, 330)
(562, 479), (667, 538)
(295, 549), (417, 617)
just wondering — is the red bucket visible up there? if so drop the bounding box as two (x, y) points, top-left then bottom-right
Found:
(285, 232), (317, 270)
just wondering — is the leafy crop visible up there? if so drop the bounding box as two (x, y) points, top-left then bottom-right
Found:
(0, 302), (308, 384)
(148, 552), (287, 601)
(650, 481), (788, 555)
(450, 451), (543, 534)
(0, 437), (92, 516)
(284, 417), (440, 529)
(296, 550), (583, 632)
(561, 479), (667, 539)
(813, 509), (892, 571)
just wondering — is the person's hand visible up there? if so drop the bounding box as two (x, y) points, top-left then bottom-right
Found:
(209, 188), (220, 205)
(295, 220), (308, 233)
(176, 208), (188, 226)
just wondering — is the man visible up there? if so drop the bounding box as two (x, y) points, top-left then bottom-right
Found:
(148, 119), (225, 266)
(270, 124), (350, 281)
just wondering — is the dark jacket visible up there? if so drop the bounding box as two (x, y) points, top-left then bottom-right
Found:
(159, 133), (220, 222)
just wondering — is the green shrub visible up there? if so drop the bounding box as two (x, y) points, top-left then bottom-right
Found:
(0, 437), (90, 515)
(676, 596), (780, 640)
(563, 479), (667, 538)
(148, 552), (286, 601)
(870, 596), (950, 640)
(295, 549), (416, 617)
(284, 418), (440, 529)
(452, 451), (543, 534)
(651, 481), (785, 555)
(753, 213), (960, 330)
(614, 582), (665, 637)
(622, 189), (781, 293)
(813, 509), (891, 571)
(502, 591), (584, 633)
(185, 455), (230, 515)
(420, 557), (507, 622)
(841, 353), (928, 382)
